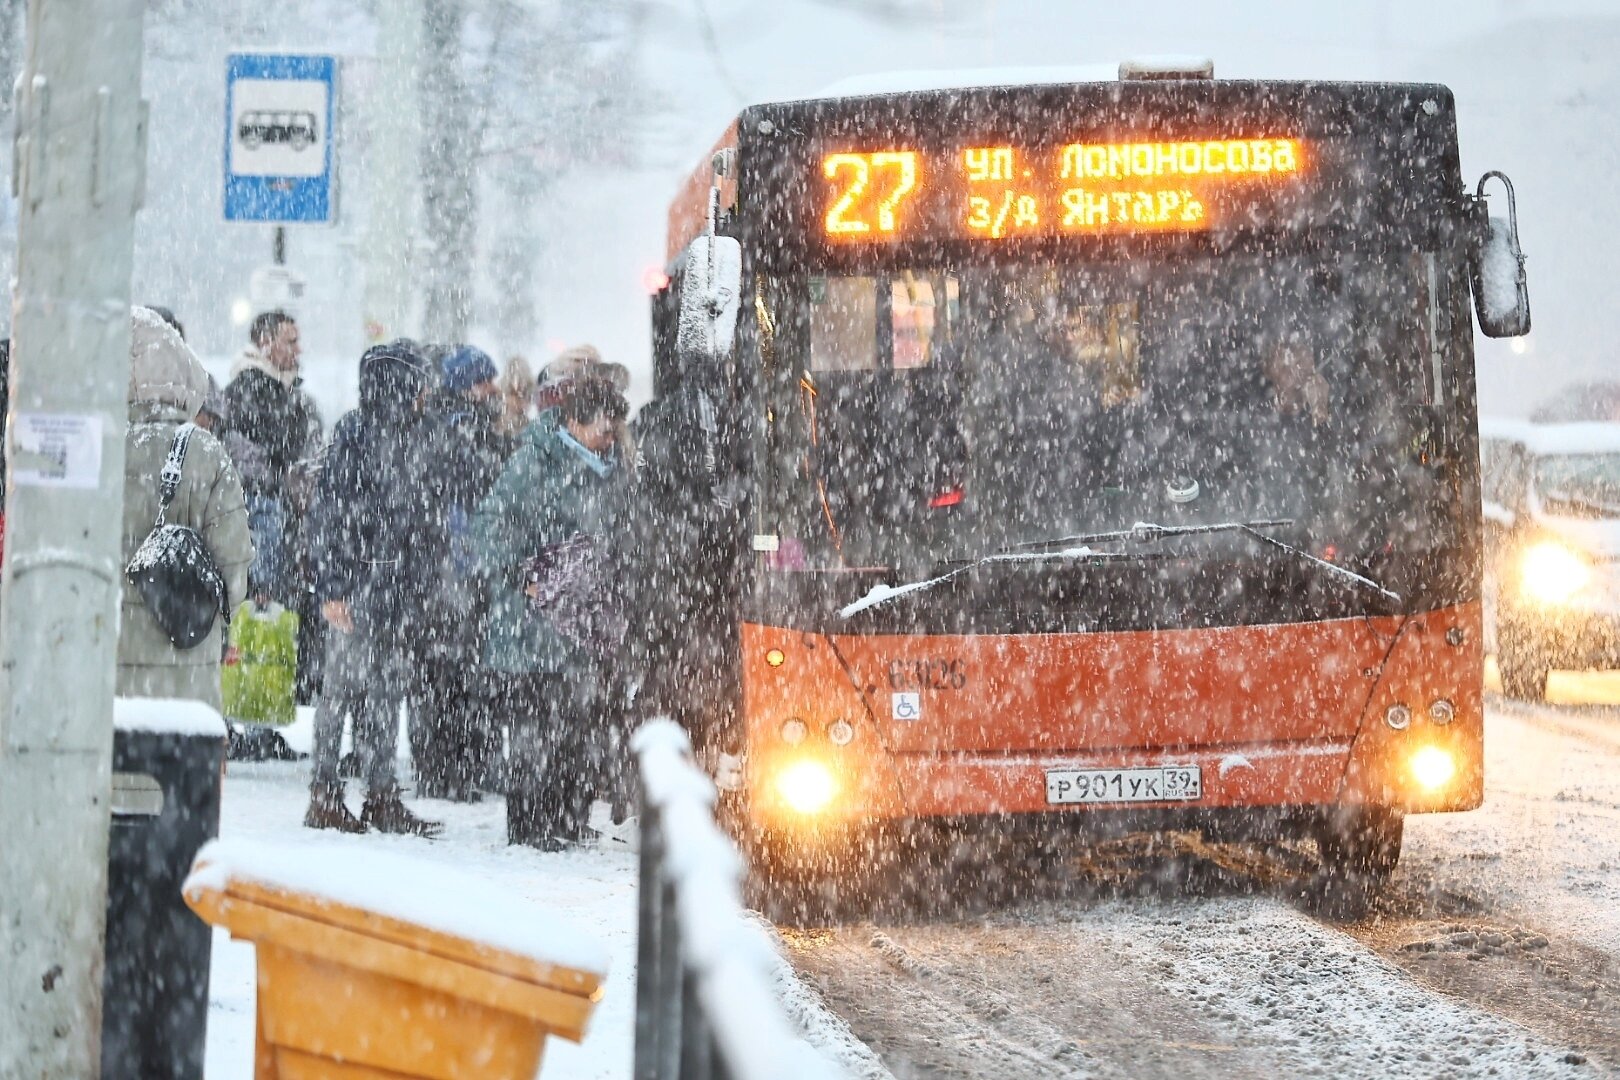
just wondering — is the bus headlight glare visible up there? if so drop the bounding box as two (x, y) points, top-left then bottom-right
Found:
(776, 760), (837, 814)
(1520, 541), (1590, 604)
(1410, 746), (1456, 791)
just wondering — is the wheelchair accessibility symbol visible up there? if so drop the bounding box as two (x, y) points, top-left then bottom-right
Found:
(892, 692), (922, 721)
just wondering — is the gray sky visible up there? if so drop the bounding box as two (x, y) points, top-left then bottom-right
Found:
(534, 0), (1619, 416)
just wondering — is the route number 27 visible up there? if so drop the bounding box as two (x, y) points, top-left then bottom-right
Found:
(823, 152), (919, 236)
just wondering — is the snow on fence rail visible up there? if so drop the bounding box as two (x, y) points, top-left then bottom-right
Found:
(632, 719), (840, 1080)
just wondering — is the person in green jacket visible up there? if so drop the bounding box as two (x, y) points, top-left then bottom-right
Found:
(473, 377), (630, 850)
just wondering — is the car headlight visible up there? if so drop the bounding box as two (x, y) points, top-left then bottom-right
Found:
(1519, 540), (1591, 604)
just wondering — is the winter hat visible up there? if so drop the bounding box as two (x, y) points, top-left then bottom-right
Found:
(499, 354), (535, 397)
(544, 344), (603, 385)
(129, 305), (209, 415)
(561, 376), (629, 425)
(598, 361), (631, 395)
(358, 339), (430, 415)
(442, 345), (497, 394)
(146, 305), (185, 341)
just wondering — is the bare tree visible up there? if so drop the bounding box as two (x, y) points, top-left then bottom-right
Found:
(418, 0), (479, 344)
(461, 0), (644, 356)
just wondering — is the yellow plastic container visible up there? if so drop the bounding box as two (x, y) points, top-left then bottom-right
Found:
(184, 858), (604, 1080)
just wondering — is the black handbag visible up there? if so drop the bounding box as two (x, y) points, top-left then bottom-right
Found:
(125, 423), (228, 649)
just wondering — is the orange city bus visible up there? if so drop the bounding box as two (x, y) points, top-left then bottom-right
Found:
(651, 63), (1531, 884)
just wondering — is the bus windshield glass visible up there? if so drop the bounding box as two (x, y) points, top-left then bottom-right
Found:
(759, 248), (1463, 579)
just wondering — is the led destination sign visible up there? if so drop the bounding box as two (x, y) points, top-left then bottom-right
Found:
(821, 138), (1305, 242)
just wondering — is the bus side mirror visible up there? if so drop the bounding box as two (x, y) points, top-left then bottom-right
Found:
(675, 234), (742, 365)
(1469, 171), (1531, 339)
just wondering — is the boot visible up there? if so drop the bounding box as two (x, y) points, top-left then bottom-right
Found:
(361, 784), (443, 839)
(304, 781), (367, 833)
(512, 832), (570, 853)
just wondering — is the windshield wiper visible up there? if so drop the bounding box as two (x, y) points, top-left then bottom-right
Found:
(1011, 517), (1401, 602)
(1236, 525), (1401, 603)
(1007, 518), (1295, 554)
(840, 547), (1113, 618)
(843, 517), (1399, 619)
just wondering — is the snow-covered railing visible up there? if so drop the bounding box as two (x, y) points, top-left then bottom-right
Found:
(632, 720), (838, 1080)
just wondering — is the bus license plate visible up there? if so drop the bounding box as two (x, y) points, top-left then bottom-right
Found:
(1045, 766), (1202, 805)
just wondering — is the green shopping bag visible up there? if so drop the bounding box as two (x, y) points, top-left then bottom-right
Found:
(221, 600), (299, 726)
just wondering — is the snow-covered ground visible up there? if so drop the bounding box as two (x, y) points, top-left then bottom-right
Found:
(1406, 682), (1620, 958)
(206, 679), (1620, 1078)
(782, 681), (1620, 1078)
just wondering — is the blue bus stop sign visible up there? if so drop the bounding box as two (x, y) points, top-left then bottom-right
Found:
(224, 53), (337, 223)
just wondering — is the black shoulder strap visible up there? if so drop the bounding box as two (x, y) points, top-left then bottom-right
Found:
(156, 422), (196, 525)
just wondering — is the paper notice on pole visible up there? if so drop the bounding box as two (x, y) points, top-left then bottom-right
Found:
(13, 413), (104, 488)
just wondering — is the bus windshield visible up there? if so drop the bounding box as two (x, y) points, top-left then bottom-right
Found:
(759, 248), (1463, 578)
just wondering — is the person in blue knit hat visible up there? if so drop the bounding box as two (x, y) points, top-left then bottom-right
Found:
(441, 344), (499, 396)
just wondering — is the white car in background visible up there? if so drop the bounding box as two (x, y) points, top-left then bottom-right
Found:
(1479, 418), (1620, 699)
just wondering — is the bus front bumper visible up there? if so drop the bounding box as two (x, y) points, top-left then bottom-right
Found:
(744, 726), (1482, 838)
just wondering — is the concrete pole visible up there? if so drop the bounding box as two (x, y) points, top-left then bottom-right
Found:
(361, 0), (423, 343)
(0, 0), (146, 1074)
(0, 0), (25, 319)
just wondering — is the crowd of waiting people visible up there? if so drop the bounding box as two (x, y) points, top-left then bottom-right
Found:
(5, 304), (745, 853)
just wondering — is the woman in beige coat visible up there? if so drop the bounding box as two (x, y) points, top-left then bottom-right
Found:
(118, 307), (253, 710)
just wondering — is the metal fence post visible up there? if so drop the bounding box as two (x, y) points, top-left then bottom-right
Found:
(655, 873), (684, 1080)
(678, 966), (712, 1080)
(633, 800), (664, 1080)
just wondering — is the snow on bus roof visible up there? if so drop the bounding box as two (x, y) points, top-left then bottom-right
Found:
(1479, 417), (1620, 456)
(185, 837), (611, 977)
(806, 65), (1119, 100)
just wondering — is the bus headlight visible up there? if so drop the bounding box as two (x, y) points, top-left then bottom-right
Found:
(1520, 541), (1590, 604)
(780, 717), (808, 745)
(776, 760), (838, 815)
(1428, 699), (1455, 726)
(1409, 746), (1456, 791)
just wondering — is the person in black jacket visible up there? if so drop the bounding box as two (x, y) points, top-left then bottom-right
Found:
(628, 358), (748, 775)
(407, 345), (515, 801)
(224, 311), (317, 600)
(304, 341), (445, 836)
